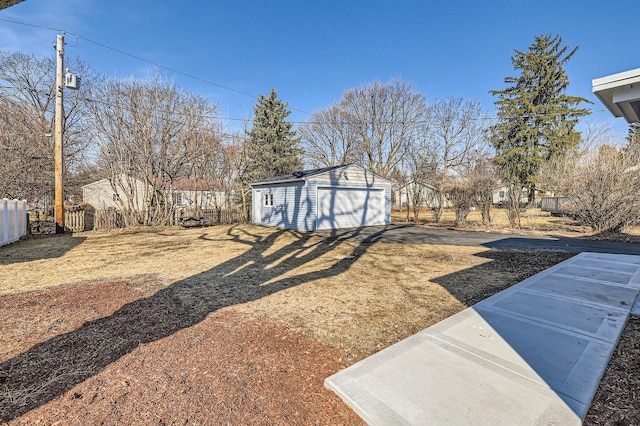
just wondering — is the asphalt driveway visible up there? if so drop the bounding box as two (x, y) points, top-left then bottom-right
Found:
(316, 224), (640, 255)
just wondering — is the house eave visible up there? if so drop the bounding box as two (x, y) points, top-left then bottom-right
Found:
(592, 68), (640, 123)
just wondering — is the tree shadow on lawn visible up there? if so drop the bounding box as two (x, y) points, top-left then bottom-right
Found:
(430, 249), (576, 307)
(0, 235), (87, 266)
(0, 225), (376, 422)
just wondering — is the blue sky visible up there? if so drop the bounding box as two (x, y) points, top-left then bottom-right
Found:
(1, 0), (639, 137)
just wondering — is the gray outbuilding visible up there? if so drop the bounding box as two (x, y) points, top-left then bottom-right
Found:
(250, 164), (391, 231)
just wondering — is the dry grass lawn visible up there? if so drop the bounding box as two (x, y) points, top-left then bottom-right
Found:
(0, 224), (570, 362)
(393, 207), (640, 239)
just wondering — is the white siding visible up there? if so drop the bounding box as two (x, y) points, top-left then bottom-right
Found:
(82, 176), (147, 211)
(253, 182), (312, 230)
(311, 164), (382, 186)
(173, 189), (228, 209)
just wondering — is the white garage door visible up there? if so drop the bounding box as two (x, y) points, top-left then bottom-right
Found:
(317, 187), (385, 230)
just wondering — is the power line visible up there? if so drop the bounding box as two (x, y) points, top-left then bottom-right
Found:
(0, 17), (313, 116)
(0, 19), (621, 128)
(0, 81), (617, 127)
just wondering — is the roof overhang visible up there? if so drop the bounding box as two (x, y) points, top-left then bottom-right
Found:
(593, 68), (640, 123)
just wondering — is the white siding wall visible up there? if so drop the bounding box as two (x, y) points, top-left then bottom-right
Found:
(173, 189), (228, 209)
(253, 182), (312, 230)
(83, 176), (147, 211)
(311, 164), (383, 186)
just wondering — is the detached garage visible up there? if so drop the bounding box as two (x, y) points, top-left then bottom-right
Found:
(250, 164), (391, 231)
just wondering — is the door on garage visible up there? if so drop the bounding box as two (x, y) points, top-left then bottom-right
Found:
(252, 190), (262, 224)
(317, 187), (385, 230)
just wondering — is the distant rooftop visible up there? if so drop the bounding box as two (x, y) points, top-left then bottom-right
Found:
(593, 68), (640, 123)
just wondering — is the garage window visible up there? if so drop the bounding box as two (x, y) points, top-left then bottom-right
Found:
(264, 193), (273, 206)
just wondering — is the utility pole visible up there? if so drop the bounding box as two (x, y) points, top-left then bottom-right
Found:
(54, 33), (64, 234)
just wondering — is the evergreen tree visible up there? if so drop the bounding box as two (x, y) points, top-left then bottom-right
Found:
(246, 88), (302, 181)
(490, 34), (591, 205)
(627, 122), (640, 153)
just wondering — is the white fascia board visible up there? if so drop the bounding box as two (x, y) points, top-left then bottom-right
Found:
(593, 68), (640, 92)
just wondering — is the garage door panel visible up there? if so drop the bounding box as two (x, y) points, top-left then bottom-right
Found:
(317, 188), (384, 230)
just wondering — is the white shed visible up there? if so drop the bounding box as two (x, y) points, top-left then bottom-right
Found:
(250, 164), (391, 231)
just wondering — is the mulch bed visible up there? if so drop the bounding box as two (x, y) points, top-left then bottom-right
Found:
(584, 316), (640, 426)
(0, 280), (362, 425)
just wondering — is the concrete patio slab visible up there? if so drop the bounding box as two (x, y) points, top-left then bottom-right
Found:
(325, 252), (640, 425)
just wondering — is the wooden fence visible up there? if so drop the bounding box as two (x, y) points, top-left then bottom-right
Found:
(174, 208), (245, 227)
(1, 199), (28, 247)
(63, 207), (247, 232)
(540, 196), (572, 216)
(65, 207), (96, 232)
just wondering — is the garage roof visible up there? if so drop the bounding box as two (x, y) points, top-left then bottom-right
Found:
(592, 68), (640, 123)
(250, 163), (391, 186)
(251, 164), (345, 186)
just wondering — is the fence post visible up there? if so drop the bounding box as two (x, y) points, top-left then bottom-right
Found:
(1, 199), (7, 246)
(19, 200), (27, 236)
(11, 199), (19, 242)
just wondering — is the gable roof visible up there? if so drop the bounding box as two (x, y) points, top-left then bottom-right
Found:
(393, 180), (437, 191)
(250, 163), (390, 186)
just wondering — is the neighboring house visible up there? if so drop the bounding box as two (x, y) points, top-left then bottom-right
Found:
(250, 164), (391, 231)
(170, 178), (230, 209)
(82, 175), (147, 211)
(491, 186), (553, 205)
(392, 180), (452, 210)
(83, 175), (228, 211)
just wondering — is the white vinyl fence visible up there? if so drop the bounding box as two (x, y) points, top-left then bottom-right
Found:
(0, 199), (28, 247)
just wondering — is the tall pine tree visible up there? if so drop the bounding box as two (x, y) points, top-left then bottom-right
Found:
(490, 34), (591, 205)
(246, 88), (302, 181)
(627, 122), (640, 152)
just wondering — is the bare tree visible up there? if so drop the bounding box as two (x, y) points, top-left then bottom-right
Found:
(0, 50), (98, 206)
(339, 78), (427, 178)
(468, 156), (500, 225)
(427, 98), (488, 221)
(403, 137), (438, 222)
(300, 105), (360, 168)
(543, 143), (640, 232)
(442, 177), (474, 226)
(90, 76), (219, 226)
(181, 122), (225, 213)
